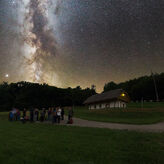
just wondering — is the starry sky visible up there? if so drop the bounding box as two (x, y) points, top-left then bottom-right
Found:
(0, 0), (164, 92)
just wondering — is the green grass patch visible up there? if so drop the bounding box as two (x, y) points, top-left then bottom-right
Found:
(68, 103), (164, 124)
(0, 119), (164, 164)
(0, 112), (8, 120)
(127, 102), (164, 108)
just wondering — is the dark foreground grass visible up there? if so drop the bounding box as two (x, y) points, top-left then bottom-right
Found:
(69, 105), (164, 124)
(0, 119), (164, 164)
(127, 102), (164, 108)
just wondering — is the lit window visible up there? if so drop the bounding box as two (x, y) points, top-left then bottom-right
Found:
(121, 93), (125, 97)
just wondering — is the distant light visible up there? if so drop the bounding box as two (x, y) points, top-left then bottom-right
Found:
(5, 74), (9, 78)
(121, 93), (125, 97)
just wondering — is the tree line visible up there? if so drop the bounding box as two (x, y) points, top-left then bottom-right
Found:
(0, 82), (96, 111)
(104, 72), (164, 101)
(1, 72), (163, 111)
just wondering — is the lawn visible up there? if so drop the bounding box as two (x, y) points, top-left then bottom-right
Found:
(127, 102), (164, 108)
(1, 117), (164, 164)
(68, 102), (164, 124)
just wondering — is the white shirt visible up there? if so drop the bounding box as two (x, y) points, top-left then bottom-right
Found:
(57, 109), (61, 116)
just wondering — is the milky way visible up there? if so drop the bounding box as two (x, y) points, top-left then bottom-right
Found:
(23, 0), (57, 83)
(0, 0), (164, 91)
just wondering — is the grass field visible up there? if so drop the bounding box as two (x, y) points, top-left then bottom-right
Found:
(127, 102), (164, 108)
(1, 114), (164, 164)
(68, 102), (164, 124)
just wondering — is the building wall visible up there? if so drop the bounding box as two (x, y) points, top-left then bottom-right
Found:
(110, 102), (115, 108)
(120, 101), (127, 108)
(89, 100), (127, 109)
(89, 104), (106, 110)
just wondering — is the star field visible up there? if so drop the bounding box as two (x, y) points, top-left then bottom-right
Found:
(0, 0), (164, 92)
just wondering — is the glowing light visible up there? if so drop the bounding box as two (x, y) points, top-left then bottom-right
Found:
(121, 93), (125, 97)
(5, 74), (9, 78)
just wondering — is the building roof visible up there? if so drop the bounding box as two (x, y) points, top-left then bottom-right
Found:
(84, 89), (129, 104)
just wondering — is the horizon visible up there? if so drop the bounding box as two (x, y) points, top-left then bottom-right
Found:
(1, 71), (163, 93)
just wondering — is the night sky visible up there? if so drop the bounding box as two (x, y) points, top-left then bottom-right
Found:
(0, 0), (164, 92)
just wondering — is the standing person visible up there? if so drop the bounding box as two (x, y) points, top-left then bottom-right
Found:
(34, 109), (39, 121)
(36, 109), (39, 121)
(57, 107), (61, 123)
(12, 108), (17, 121)
(43, 108), (46, 121)
(17, 110), (21, 121)
(61, 107), (64, 120)
(23, 108), (26, 118)
(30, 107), (34, 122)
(15, 109), (18, 121)
(40, 109), (44, 122)
(34, 109), (36, 121)
(52, 108), (57, 124)
(9, 111), (14, 121)
(21, 108), (27, 123)
(48, 108), (52, 121)
(68, 107), (74, 124)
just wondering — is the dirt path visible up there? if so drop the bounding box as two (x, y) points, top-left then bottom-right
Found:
(60, 117), (164, 132)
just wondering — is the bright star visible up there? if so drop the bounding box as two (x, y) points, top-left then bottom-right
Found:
(5, 74), (9, 78)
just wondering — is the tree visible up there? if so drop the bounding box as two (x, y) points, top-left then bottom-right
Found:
(103, 73), (164, 101)
(104, 81), (118, 92)
(91, 84), (96, 91)
(0, 81), (97, 111)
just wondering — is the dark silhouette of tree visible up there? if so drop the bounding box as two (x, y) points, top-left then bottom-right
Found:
(104, 81), (117, 91)
(104, 72), (164, 101)
(0, 81), (96, 111)
(91, 84), (96, 91)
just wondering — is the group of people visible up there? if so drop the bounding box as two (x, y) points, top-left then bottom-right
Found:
(9, 107), (74, 124)
(8, 108), (21, 121)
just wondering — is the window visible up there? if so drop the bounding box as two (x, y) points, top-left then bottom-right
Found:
(121, 93), (125, 97)
(99, 104), (102, 108)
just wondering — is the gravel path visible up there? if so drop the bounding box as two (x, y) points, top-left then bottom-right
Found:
(60, 117), (164, 132)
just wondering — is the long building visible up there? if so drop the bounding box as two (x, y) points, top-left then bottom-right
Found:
(84, 89), (130, 109)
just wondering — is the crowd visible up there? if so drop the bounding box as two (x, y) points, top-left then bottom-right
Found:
(8, 107), (74, 124)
